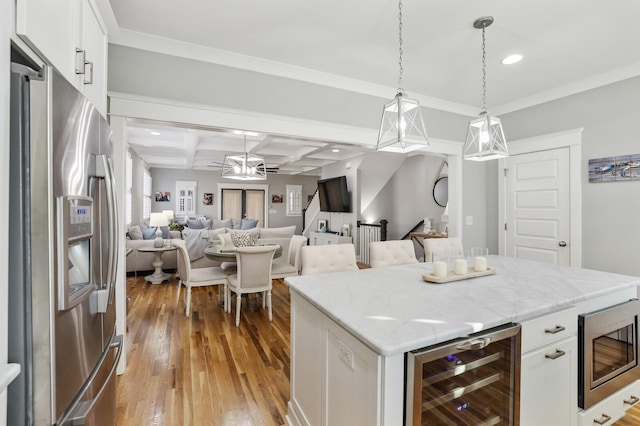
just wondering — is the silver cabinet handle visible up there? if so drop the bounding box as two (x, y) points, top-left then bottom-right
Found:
(83, 60), (93, 84)
(75, 48), (86, 74)
(544, 325), (565, 334)
(545, 349), (566, 360)
(456, 337), (492, 350)
(559, 240), (567, 247)
(594, 413), (612, 425)
(624, 395), (639, 406)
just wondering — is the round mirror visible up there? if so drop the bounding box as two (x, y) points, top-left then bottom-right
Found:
(433, 176), (448, 207)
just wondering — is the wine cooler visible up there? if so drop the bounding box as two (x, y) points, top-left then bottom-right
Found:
(406, 323), (521, 425)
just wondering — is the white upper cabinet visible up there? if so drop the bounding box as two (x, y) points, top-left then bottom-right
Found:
(16, 0), (108, 116)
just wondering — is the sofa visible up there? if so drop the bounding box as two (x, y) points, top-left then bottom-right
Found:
(126, 222), (297, 274)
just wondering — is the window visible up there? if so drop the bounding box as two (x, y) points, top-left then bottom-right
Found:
(286, 185), (302, 216)
(176, 180), (197, 216)
(142, 168), (152, 220)
(125, 151), (132, 226)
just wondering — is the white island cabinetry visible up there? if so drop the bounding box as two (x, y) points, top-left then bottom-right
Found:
(288, 292), (403, 426)
(16, 0), (108, 114)
(520, 307), (577, 426)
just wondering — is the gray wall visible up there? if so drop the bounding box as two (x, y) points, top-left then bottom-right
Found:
(150, 167), (319, 233)
(502, 76), (640, 276)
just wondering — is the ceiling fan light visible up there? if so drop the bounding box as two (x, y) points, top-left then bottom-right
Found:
(222, 136), (267, 180)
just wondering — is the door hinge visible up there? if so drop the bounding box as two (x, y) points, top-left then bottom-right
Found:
(503, 168), (508, 177)
(504, 223), (507, 231)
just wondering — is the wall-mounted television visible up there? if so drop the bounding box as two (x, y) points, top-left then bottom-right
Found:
(317, 175), (351, 212)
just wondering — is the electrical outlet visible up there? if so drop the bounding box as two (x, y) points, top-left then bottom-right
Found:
(338, 340), (354, 369)
(466, 215), (473, 226)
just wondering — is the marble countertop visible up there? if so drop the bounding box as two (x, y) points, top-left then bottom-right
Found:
(286, 256), (640, 356)
(0, 363), (20, 394)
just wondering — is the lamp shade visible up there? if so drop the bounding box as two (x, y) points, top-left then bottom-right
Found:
(162, 210), (174, 220)
(463, 113), (508, 161)
(376, 92), (429, 153)
(149, 212), (169, 227)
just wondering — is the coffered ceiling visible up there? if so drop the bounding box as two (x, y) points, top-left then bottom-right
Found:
(108, 0), (640, 174)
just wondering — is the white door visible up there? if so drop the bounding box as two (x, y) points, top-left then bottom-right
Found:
(504, 148), (570, 265)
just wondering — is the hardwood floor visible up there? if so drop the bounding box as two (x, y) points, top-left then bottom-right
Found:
(116, 273), (291, 425)
(116, 271), (640, 425)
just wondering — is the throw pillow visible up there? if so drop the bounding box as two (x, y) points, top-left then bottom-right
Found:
(232, 219), (242, 230)
(187, 219), (205, 229)
(141, 226), (157, 240)
(258, 225), (296, 239)
(230, 229), (259, 247)
(201, 219), (213, 230)
(213, 218), (233, 230)
(128, 225), (143, 240)
(240, 218), (258, 230)
(218, 233), (235, 251)
(160, 226), (170, 239)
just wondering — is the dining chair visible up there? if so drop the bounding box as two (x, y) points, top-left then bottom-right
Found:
(423, 237), (464, 262)
(369, 240), (419, 268)
(176, 243), (229, 316)
(300, 243), (359, 275)
(271, 235), (308, 279)
(226, 245), (278, 327)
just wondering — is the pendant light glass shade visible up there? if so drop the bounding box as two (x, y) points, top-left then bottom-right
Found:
(463, 16), (508, 161)
(376, 0), (428, 153)
(464, 112), (508, 161)
(377, 92), (429, 153)
(221, 136), (267, 180)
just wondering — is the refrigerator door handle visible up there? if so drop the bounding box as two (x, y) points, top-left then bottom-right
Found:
(62, 335), (123, 425)
(96, 155), (119, 311)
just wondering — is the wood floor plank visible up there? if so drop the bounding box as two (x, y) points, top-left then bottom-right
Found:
(116, 272), (640, 425)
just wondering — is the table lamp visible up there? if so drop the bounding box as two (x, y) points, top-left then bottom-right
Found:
(163, 210), (174, 223)
(149, 212), (169, 248)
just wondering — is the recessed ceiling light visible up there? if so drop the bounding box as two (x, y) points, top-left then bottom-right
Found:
(150, 131), (161, 136)
(232, 130), (259, 136)
(501, 54), (523, 65)
(332, 149), (340, 153)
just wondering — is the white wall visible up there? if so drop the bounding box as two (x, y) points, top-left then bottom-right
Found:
(502, 76), (640, 275)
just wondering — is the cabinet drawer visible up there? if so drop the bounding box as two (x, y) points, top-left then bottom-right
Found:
(521, 307), (577, 353)
(578, 380), (640, 426)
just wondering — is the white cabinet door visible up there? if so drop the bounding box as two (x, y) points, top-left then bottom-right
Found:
(325, 318), (379, 426)
(16, 0), (78, 84)
(79, 0), (107, 115)
(520, 336), (577, 426)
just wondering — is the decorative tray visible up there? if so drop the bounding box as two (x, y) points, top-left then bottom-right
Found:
(422, 267), (496, 284)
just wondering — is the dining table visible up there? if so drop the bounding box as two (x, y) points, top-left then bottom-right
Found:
(203, 243), (283, 262)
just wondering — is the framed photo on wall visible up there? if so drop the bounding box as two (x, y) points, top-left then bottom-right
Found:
(317, 218), (328, 231)
(203, 193), (213, 205)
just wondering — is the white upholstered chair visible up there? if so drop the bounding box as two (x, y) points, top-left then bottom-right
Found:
(176, 243), (229, 316)
(226, 245), (278, 326)
(423, 237), (464, 262)
(300, 243), (359, 275)
(271, 235), (308, 279)
(369, 240), (418, 268)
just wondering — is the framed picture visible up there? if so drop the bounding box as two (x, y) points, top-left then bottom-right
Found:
(271, 194), (283, 203)
(317, 218), (328, 231)
(203, 192), (213, 205)
(155, 191), (170, 202)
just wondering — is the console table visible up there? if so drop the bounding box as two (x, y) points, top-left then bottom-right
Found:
(310, 232), (352, 246)
(138, 246), (177, 284)
(408, 232), (447, 250)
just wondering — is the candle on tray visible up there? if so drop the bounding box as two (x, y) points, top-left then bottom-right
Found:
(433, 261), (447, 278)
(474, 256), (487, 272)
(454, 259), (467, 275)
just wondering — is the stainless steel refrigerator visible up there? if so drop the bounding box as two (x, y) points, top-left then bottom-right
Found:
(8, 62), (122, 425)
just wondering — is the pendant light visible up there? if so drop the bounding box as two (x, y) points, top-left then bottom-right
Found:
(464, 16), (508, 161)
(222, 135), (267, 180)
(376, 0), (428, 153)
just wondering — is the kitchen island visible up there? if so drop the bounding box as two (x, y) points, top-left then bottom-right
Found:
(285, 256), (640, 426)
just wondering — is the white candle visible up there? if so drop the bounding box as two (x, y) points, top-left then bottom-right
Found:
(474, 256), (487, 272)
(433, 261), (447, 278)
(454, 259), (467, 275)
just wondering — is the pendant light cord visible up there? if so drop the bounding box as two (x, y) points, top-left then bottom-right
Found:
(481, 23), (488, 113)
(397, 0), (404, 94)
